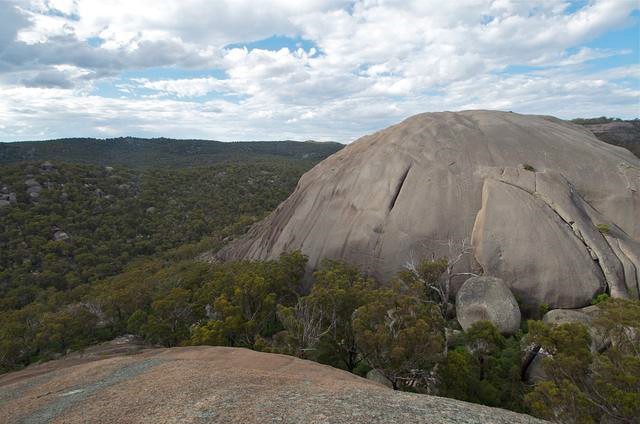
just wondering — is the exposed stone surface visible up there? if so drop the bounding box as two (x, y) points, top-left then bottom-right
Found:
(542, 307), (607, 352)
(523, 349), (549, 384)
(40, 161), (55, 171)
(366, 368), (393, 388)
(218, 111), (640, 310)
(456, 276), (521, 335)
(0, 345), (547, 424)
(524, 305), (607, 382)
(53, 231), (70, 242)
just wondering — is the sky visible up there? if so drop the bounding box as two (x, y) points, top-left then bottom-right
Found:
(0, 0), (638, 143)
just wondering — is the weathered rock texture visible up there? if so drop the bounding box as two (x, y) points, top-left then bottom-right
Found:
(218, 111), (640, 311)
(0, 344), (547, 424)
(456, 276), (521, 335)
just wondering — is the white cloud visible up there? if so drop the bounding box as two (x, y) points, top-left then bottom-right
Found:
(0, 0), (638, 142)
(136, 77), (231, 98)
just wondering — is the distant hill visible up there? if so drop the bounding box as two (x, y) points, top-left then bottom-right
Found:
(573, 118), (640, 158)
(0, 137), (344, 169)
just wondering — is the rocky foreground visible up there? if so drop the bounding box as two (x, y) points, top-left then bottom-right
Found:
(0, 339), (546, 424)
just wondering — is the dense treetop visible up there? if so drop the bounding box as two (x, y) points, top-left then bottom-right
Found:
(0, 158), (315, 311)
(0, 137), (343, 168)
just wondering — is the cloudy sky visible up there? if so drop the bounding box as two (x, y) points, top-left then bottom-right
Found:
(0, 0), (638, 143)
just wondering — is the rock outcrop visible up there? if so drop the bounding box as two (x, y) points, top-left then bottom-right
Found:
(218, 111), (640, 311)
(0, 345), (547, 424)
(524, 305), (606, 383)
(456, 276), (521, 335)
(542, 306), (606, 352)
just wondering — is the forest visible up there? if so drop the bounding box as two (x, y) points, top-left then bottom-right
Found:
(0, 137), (343, 168)
(1, 246), (637, 423)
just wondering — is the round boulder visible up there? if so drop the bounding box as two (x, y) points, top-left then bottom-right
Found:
(456, 276), (521, 335)
(542, 307), (606, 352)
(543, 308), (592, 326)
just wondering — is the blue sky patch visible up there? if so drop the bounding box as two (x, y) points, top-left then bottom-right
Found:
(225, 35), (317, 53)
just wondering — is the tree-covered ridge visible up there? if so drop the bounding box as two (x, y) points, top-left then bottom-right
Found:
(573, 118), (640, 158)
(0, 138), (343, 169)
(571, 117), (631, 125)
(0, 160), (310, 311)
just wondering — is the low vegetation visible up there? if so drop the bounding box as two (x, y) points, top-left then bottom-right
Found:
(525, 299), (640, 423)
(3, 243), (636, 423)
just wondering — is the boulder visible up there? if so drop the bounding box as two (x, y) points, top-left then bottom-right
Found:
(366, 368), (393, 388)
(456, 276), (521, 335)
(40, 161), (54, 171)
(542, 307), (607, 352)
(53, 231), (70, 242)
(0, 199), (10, 208)
(218, 111), (640, 309)
(543, 308), (593, 326)
(523, 348), (549, 384)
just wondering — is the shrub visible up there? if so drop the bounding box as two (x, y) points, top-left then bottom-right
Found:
(591, 293), (609, 305)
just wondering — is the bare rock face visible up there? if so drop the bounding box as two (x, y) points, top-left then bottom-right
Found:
(219, 111), (640, 311)
(456, 276), (521, 335)
(0, 345), (547, 424)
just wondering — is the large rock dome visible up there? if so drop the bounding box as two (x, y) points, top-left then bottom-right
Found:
(219, 111), (640, 311)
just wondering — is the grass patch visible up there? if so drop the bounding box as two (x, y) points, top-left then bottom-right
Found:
(596, 223), (611, 234)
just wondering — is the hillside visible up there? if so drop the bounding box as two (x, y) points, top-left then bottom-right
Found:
(574, 119), (640, 158)
(0, 159), (312, 310)
(0, 343), (546, 424)
(0, 138), (344, 169)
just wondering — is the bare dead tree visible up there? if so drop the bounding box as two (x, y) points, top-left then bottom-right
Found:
(277, 297), (333, 357)
(404, 237), (479, 318)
